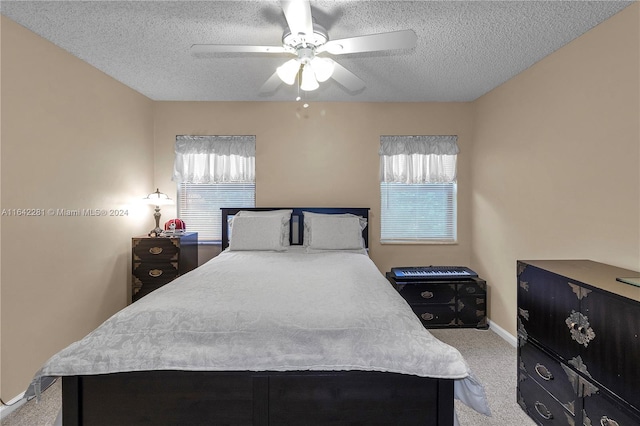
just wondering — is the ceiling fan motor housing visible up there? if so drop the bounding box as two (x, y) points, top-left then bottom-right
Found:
(297, 47), (314, 64)
(282, 23), (328, 52)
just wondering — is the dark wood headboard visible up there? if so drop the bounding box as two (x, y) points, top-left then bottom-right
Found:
(221, 207), (370, 249)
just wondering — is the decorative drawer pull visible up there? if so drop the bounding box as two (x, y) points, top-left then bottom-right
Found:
(149, 269), (163, 278)
(465, 287), (476, 293)
(420, 291), (434, 299)
(601, 416), (619, 426)
(149, 247), (163, 255)
(534, 401), (553, 420)
(565, 311), (595, 347)
(421, 313), (434, 321)
(534, 363), (553, 381)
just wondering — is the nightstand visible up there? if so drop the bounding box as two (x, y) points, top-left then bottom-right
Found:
(386, 270), (488, 329)
(131, 232), (198, 302)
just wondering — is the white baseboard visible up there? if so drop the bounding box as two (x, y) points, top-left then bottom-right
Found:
(0, 391), (26, 420)
(489, 319), (517, 347)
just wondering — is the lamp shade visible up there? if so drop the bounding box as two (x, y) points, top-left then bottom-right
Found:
(276, 59), (300, 85)
(311, 57), (335, 83)
(143, 188), (173, 206)
(300, 64), (319, 91)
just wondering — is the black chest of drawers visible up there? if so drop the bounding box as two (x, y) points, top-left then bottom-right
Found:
(386, 272), (488, 329)
(517, 259), (640, 426)
(131, 233), (198, 302)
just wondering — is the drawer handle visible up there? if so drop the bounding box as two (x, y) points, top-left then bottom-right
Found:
(465, 287), (476, 293)
(534, 401), (553, 420)
(534, 363), (554, 381)
(149, 247), (163, 255)
(420, 291), (434, 299)
(421, 313), (434, 321)
(600, 416), (619, 426)
(565, 311), (595, 347)
(149, 269), (163, 278)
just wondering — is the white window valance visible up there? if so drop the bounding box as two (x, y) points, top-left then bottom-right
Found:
(172, 135), (256, 184)
(379, 135), (458, 184)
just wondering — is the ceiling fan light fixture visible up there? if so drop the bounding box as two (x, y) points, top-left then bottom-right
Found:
(276, 58), (300, 85)
(300, 64), (319, 91)
(311, 57), (334, 82)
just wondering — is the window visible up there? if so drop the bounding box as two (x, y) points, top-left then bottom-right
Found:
(173, 136), (255, 242)
(381, 182), (457, 242)
(177, 183), (254, 241)
(379, 136), (458, 243)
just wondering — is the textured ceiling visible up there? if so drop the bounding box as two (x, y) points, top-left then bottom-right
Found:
(1, 1), (633, 102)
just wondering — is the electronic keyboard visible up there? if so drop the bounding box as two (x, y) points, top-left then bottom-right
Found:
(390, 266), (478, 281)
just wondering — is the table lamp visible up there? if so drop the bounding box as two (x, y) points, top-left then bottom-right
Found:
(143, 188), (173, 237)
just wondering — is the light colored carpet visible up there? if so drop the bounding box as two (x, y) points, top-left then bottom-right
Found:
(2, 328), (535, 426)
(430, 328), (536, 426)
(1, 380), (61, 426)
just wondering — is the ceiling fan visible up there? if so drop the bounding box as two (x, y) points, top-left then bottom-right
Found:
(191, 0), (417, 95)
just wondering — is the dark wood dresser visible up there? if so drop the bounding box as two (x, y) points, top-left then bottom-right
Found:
(132, 233), (198, 302)
(386, 271), (488, 329)
(517, 259), (640, 425)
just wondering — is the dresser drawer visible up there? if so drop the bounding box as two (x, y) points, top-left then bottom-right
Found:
(133, 238), (179, 262)
(458, 280), (486, 297)
(133, 262), (178, 285)
(457, 296), (487, 327)
(583, 385), (640, 426)
(518, 264), (584, 364)
(411, 305), (457, 327)
(579, 289), (640, 410)
(396, 283), (456, 305)
(519, 342), (578, 415)
(518, 374), (575, 425)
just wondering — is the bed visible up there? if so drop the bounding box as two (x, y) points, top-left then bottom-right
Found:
(26, 207), (489, 425)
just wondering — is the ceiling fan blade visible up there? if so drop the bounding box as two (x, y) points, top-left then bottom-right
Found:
(318, 29), (417, 55)
(330, 61), (365, 92)
(191, 44), (288, 56)
(281, 0), (313, 37)
(259, 71), (283, 94)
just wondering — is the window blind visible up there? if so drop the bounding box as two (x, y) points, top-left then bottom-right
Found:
(178, 182), (255, 241)
(380, 182), (457, 243)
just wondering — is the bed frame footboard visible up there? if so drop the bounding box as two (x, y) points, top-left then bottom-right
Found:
(63, 371), (454, 425)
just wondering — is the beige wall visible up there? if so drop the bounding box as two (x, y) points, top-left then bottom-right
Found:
(0, 17), (154, 399)
(153, 101), (475, 273)
(471, 3), (640, 337)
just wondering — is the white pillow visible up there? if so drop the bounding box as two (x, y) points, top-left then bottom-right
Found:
(229, 215), (287, 251)
(307, 215), (364, 250)
(232, 209), (292, 246)
(302, 211), (367, 247)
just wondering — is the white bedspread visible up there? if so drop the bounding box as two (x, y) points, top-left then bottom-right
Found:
(27, 249), (490, 417)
